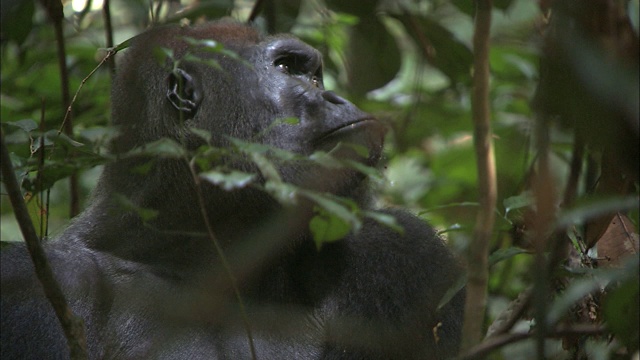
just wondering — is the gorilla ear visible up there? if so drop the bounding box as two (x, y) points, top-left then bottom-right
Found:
(167, 68), (202, 120)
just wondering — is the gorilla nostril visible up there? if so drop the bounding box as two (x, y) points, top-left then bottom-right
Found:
(322, 91), (346, 105)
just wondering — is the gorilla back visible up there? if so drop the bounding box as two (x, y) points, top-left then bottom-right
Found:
(0, 20), (464, 359)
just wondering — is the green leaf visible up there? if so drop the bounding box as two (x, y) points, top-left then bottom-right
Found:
(251, 152), (282, 183)
(200, 170), (255, 191)
(154, 47), (174, 65)
(264, 181), (298, 206)
(46, 131), (84, 147)
(6, 119), (38, 133)
(188, 127), (212, 143)
(126, 138), (187, 158)
(1, 0), (34, 45)
(503, 191), (534, 216)
(437, 272), (467, 310)
(363, 210), (404, 234)
(309, 151), (343, 169)
(183, 54), (222, 70)
(556, 196), (639, 229)
(488, 247), (529, 266)
(184, 37), (223, 50)
(114, 194), (159, 222)
(603, 276), (639, 351)
(310, 206), (352, 249)
(301, 190), (361, 233)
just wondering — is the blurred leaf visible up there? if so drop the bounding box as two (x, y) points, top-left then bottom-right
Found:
(251, 152), (282, 182)
(310, 206), (351, 248)
(438, 273), (467, 310)
(188, 128), (212, 144)
(345, 17), (401, 95)
(114, 194), (159, 222)
(557, 196), (639, 229)
(5, 119), (38, 133)
(264, 180), (298, 206)
(393, 14), (472, 86)
(363, 210), (404, 234)
(200, 170), (256, 191)
(603, 275), (639, 352)
(548, 257), (639, 326)
(488, 247), (529, 266)
(0, 0), (34, 45)
(165, 0), (234, 24)
(301, 190), (362, 235)
(503, 191), (534, 217)
(325, 0), (378, 15)
(126, 138), (187, 158)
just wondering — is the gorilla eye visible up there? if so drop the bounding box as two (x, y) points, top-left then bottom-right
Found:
(274, 56), (299, 75)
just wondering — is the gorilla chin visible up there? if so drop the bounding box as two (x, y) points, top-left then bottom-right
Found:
(314, 118), (386, 167)
(0, 19), (464, 360)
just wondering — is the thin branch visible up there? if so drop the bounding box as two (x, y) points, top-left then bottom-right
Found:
(461, 0), (496, 352)
(459, 324), (606, 360)
(39, 0), (80, 217)
(188, 160), (257, 360)
(102, 0), (116, 78)
(0, 130), (88, 360)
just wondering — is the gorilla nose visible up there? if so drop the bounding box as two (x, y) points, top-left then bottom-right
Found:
(322, 91), (346, 105)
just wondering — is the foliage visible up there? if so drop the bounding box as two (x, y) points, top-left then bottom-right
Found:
(1, 0), (638, 358)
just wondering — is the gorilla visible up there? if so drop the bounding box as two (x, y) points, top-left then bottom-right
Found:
(1, 20), (464, 359)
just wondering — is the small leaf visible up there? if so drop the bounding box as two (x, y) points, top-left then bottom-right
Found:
(264, 181), (298, 206)
(200, 170), (255, 191)
(301, 190), (361, 232)
(188, 127), (212, 143)
(363, 210), (404, 234)
(251, 152), (282, 183)
(47, 131), (84, 147)
(126, 138), (187, 158)
(309, 151), (343, 169)
(503, 191), (534, 216)
(114, 194), (159, 222)
(153, 46), (174, 64)
(183, 54), (222, 70)
(488, 247), (529, 266)
(437, 272), (467, 310)
(6, 119), (38, 132)
(310, 206), (351, 249)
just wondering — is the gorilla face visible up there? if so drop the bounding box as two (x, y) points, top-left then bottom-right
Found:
(108, 21), (386, 203)
(248, 36), (385, 165)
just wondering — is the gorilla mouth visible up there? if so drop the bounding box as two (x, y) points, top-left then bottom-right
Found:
(314, 118), (386, 165)
(317, 118), (386, 144)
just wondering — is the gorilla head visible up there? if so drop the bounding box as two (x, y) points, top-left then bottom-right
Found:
(105, 21), (385, 207)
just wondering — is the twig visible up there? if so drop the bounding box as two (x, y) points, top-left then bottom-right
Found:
(0, 130), (88, 360)
(102, 0), (115, 78)
(459, 324), (606, 360)
(188, 160), (257, 360)
(39, 0), (80, 218)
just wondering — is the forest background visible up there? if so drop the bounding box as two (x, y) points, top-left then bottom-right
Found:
(1, 0), (638, 359)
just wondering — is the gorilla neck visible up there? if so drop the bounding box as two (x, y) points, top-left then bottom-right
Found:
(76, 157), (372, 266)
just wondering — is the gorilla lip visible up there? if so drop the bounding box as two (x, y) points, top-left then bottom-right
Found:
(316, 118), (384, 143)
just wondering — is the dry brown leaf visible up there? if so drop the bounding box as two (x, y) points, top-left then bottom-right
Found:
(596, 213), (639, 267)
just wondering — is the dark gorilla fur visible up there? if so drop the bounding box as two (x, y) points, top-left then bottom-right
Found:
(1, 20), (464, 359)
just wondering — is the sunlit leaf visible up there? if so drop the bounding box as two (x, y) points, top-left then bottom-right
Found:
(200, 170), (255, 191)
